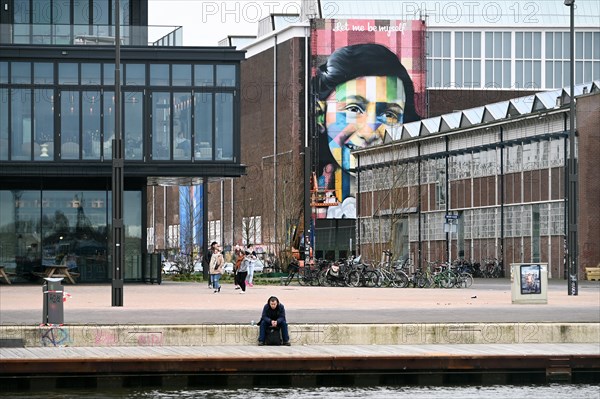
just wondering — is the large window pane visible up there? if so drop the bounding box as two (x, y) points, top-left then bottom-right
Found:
(524, 32), (532, 58)
(34, 89), (54, 161)
(455, 60), (463, 86)
(126, 64), (145, 86)
(41, 190), (109, 282)
(74, 0), (89, 25)
(12, 62), (31, 84)
(60, 90), (80, 159)
(5, 190), (41, 279)
(575, 32), (583, 59)
(464, 60), (472, 86)
(94, 0), (110, 25)
(442, 32), (450, 57)
(546, 61), (554, 88)
(555, 33), (563, 59)
(34, 63), (54, 84)
(215, 93), (233, 161)
(216, 65), (236, 86)
(503, 32), (511, 58)
(103, 91), (115, 158)
(173, 93), (192, 160)
(152, 92), (171, 160)
(485, 32), (493, 58)
(11, 89), (32, 160)
(195, 65), (214, 86)
(433, 32), (441, 57)
(124, 191), (142, 280)
(81, 63), (101, 85)
(1, 88), (8, 160)
(441, 59), (449, 86)
(534, 33), (541, 59)
(14, 0), (30, 23)
(194, 92), (213, 160)
(473, 60), (481, 86)
(82, 91), (101, 159)
(546, 33), (553, 58)
(455, 32), (463, 58)
(473, 33), (481, 58)
(150, 64), (169, 86)
(503, 60), (510, 88)
(464, 32), (472, 58)
(515, 32), (523, 58)
(584, 32), (592, 59)
(533, 61), (541, 88)
(172, 65), (192, 86)
(0, 62), (7, 83)
(124, 91), (143, 160)
(59, 63), (79, 85)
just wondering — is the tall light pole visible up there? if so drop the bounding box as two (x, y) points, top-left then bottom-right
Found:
(112, 0), (124, 306)
(565, 0), (578, 296)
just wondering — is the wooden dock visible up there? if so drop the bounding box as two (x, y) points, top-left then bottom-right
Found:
(1, 343), (598, 389)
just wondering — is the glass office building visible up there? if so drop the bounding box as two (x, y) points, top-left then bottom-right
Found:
(0, 1), (245, 282)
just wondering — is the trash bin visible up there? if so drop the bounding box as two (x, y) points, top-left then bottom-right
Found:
(42, 277), (64, 325)
(510, 263), (548, 304)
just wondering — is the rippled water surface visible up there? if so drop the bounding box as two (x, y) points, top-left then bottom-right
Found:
(3, 385), (599, 399)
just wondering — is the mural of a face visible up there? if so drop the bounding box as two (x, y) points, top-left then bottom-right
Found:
(324, 75), (406, 173)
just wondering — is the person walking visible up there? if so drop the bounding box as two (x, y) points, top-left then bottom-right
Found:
(208, 244), (224, 293)
(245, 244), (257, 288)
(203, 241), (217, 288)
(233, 245), (246, 292)
(235, 246), (249, 294)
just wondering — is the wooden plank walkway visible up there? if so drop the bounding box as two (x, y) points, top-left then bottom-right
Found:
(1, 343), (598, 375)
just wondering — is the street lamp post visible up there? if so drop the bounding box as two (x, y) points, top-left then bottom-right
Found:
(564, 0), (578, 296)
(111, 0), (124, 306)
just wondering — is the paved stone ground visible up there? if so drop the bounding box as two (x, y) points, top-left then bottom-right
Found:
(1, 279), (598, 325)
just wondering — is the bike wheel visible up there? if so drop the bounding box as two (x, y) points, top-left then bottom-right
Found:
(363, 271), (379, 287)
(283, 272), (294, 286)
(318, 269), (330, 286)
(394, 271), (410, 288)
(347, 271), (361, 287)
(416, 273), (431, 288)
(460, 273), (474, 288)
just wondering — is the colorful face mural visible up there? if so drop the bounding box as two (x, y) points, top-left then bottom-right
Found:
(325, 75), (406, 171)
(311, 19), (426, 219)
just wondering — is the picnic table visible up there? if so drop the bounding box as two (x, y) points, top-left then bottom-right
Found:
(33, 265), (79, 284)
(0, 265), (11, 284)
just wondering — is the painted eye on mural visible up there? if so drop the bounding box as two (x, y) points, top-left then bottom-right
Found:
(344, 104), (365, 114)
(380, 109), (403, 125)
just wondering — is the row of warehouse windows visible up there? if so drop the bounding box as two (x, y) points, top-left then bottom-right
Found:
(428, 30), (600, 89)
(360, 138), (566, 193)
(360, 203), (564, 245)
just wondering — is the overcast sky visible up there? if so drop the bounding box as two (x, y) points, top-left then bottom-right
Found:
(148, 0), (302, 46)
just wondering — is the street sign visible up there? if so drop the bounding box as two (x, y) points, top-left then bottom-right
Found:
(445, 214), (459, 220)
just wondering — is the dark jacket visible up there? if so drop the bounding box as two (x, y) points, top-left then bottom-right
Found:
(260, 302), (286, 326)
(202, 251), (212, 269)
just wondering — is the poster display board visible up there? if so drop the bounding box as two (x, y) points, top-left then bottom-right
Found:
(511, 263), (548, 304)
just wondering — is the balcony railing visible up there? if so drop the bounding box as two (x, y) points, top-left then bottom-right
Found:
(0, 24), (182, 47)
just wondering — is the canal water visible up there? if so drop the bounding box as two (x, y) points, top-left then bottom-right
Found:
(1, 385), (598, 398)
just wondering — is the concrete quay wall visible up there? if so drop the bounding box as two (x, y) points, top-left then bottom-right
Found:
(3, 322), (599, 347)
